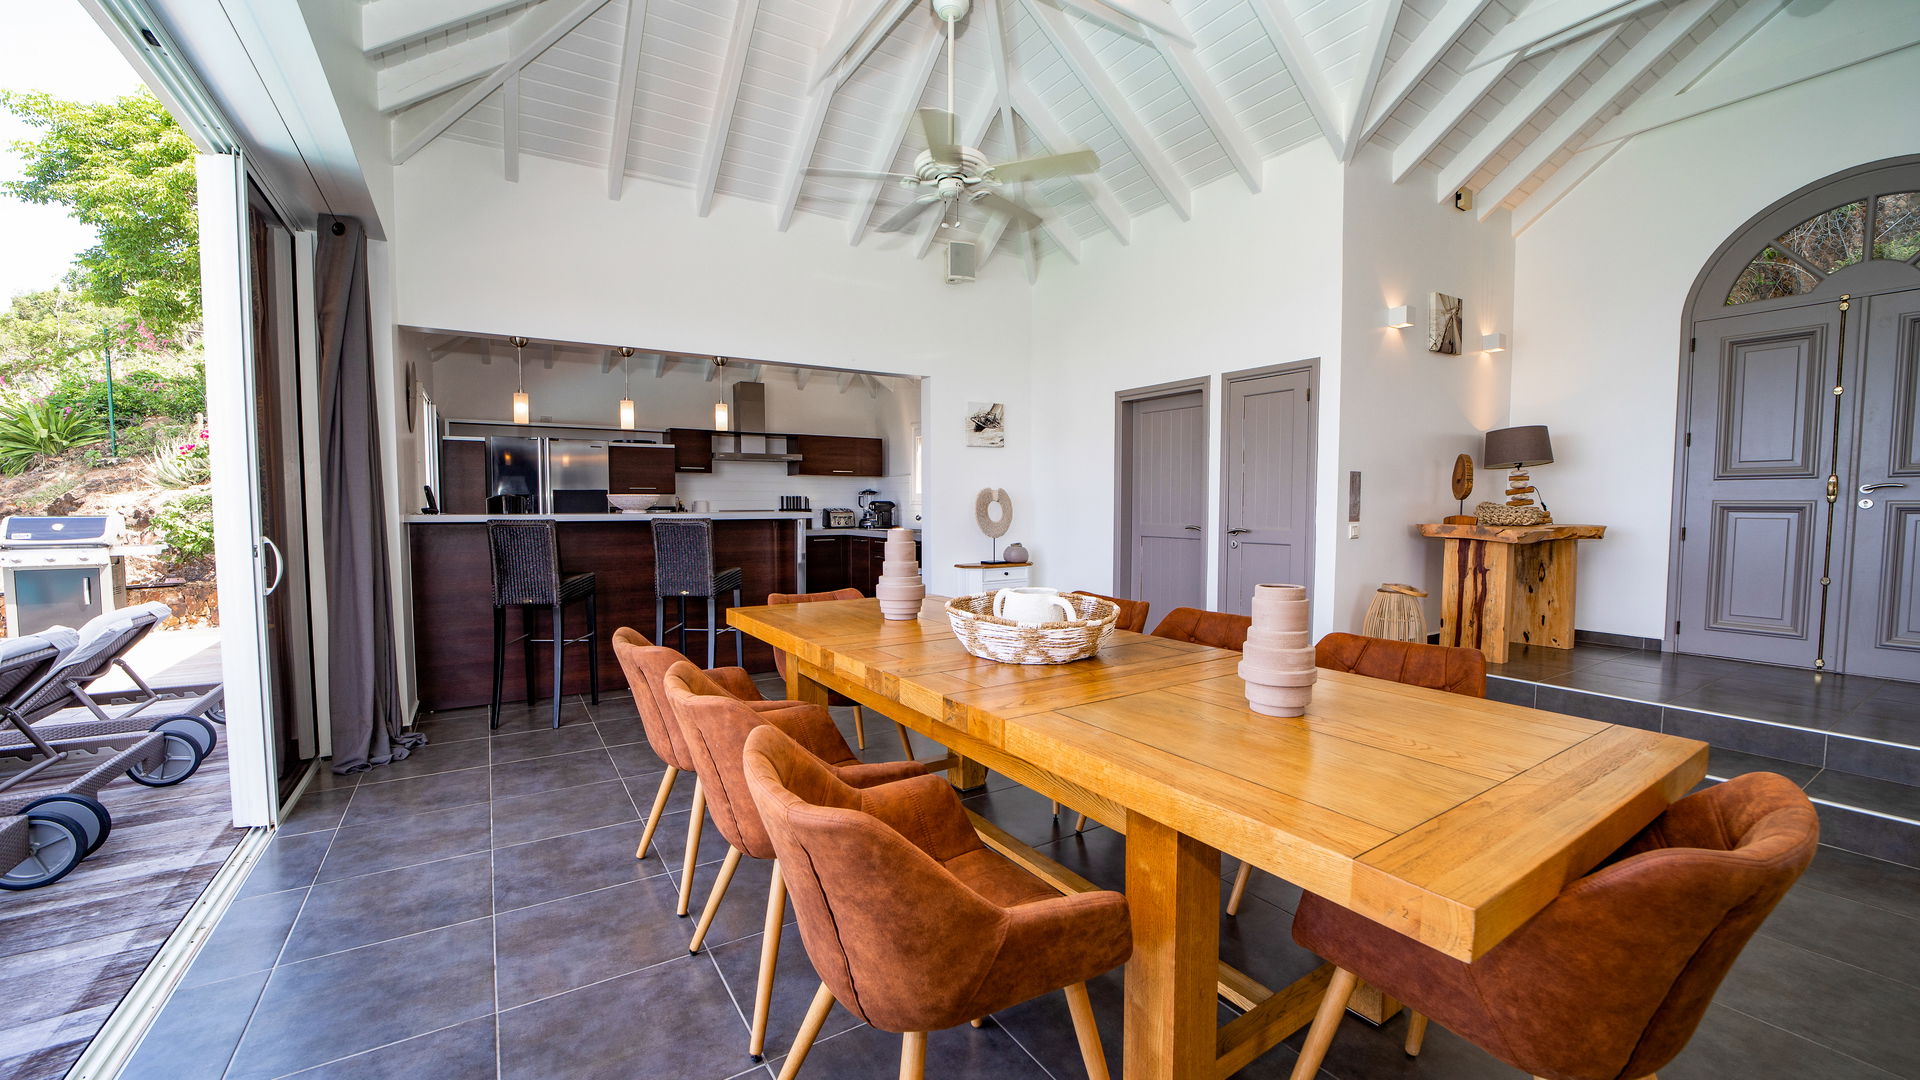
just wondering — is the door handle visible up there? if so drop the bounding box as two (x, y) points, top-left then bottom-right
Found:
(1226, 528), (1250, 535)
(1860, 482), (1908, 493)
(261, 536), (285, 596)
(1183, 524), (1202, 531)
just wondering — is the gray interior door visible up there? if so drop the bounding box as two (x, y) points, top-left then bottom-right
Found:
(1121, 389), (1206, 619)
(1221, 368), (1314, 615)
(1677, 303), (1850, 666)
(1841, 288), (1920, 678)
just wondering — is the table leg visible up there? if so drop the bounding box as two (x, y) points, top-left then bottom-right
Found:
(1511, 538), (1577, 650)
(1123, 813), (1219, 1080)
(1439, 538), (1515, 664)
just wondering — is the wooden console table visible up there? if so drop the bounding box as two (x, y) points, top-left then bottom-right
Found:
(1417, 523), (1607, 664)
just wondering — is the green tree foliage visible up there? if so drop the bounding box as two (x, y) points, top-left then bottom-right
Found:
(0, 287), (126, 371)
(1, 89), (199, 338)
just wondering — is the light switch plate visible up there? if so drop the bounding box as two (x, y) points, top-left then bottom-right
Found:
(1347, 523), (1361, 539)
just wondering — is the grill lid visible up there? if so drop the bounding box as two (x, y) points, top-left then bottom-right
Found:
(0, 515), (120, 546)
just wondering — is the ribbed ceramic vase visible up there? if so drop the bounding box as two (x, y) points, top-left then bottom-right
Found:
(1240, 584), (1315, 717)
(874, 527), (926, 620)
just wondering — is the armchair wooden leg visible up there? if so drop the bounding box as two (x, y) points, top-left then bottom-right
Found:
(1073, 813), (1089, 833)
(969, 1018), (985, 1028)
(895, 722), (915, 760)
(852, 705), (867, 750)
(676, 780), (706, 917)
(1063, 982), (1111, 1080)
(635, 766), (679, 860)
(899, 1031), (927, 1080)
(749, 863), (788, 1060)
(1051, 801), (1060, 818)
(776, 982), (836, 1080)
(1226, 861), (1253, 916)
(689, 846), (743, 953)
(1405, 1011), (1428, 1056)
(1288, 966), (1359, 1080)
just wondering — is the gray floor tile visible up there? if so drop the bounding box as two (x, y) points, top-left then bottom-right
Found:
(1797, 847), (1920, 917)
(1535, 686), (1662, 731)
(1662, 708), (1827, 765)
(1278, 1008), (1524, 1080)
(279, 789), (352, 836)
(1758, 879), (1920, 987)
(235, 830), (332, 899)
(1823, 736), (1920, 786)
(622, 769), (697, 819)
(339, 768), (492, 828)
(648, 806), (739, 871)
(1484, 678), (1536, 707)
(280, 1016), (498, 1080)
(1711, 932), (1920, 1077)
(705, 928), (863, 1058)
(1806, 770), (1920, 821)
(766, 1018), (1053, 1080)
(491, 778), (638, 847)
(281, 853), (492, 963)
(358, 737), (491, 784)
(118, 969), (268, 1080)
(179, 887), (307, 989)
(497, 955), (748, 1080)
(961, 783), (1089, 848)
(607, 740), (670, 778)
(316, 802), (491, 883)
(495, 875), (699, 1008)
(488, 722), (604, 765)
(1661, 1002), (1901, 1079)
(1703, 748), (1821, 787)
(594, 716), (650, 747)
(990, 965), (1125, 1080)
(493, 821), (669, 913)
(491, 747), (620, 800)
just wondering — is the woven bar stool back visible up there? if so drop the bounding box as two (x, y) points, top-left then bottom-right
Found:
(653, 518), (746, 669)
(487, 519), (600, 729)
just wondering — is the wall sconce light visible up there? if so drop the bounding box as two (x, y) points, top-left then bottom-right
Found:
(509, 336), (531, 423)
(616, 347), (636, 429)
(1384, 305), (1414, 329)
(712, 358), (730, 431)
(1481, 332), (1509, 353)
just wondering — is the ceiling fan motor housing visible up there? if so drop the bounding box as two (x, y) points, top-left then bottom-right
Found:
(931, 0), (971, 21)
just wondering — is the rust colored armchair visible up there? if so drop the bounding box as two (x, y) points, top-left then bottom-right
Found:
(1286, 773), (1819, 1080)
(767, 589), (915, 758)
(742, 724), (1132, 1080)
(1227, 632), (1488, 914)
(1150, 606), (1252, 650)
(1070, 590), (1150, 634)
(664, 663), (925, 1059)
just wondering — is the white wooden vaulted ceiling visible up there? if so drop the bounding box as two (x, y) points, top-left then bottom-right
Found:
(365, 0), (1920, 274)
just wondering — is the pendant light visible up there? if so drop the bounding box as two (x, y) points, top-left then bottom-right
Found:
(712, 358), (730, 431)
(509, 336), (531, 423)
(616, 347), (637, 429)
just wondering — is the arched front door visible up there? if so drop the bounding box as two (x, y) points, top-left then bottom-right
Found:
(1675, 158), (1920, 679)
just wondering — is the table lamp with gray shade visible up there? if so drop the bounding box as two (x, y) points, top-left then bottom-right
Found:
(1484, 425), (1554, 522)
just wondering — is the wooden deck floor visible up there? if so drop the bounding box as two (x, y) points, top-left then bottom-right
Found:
(0, 631), (240, 1080)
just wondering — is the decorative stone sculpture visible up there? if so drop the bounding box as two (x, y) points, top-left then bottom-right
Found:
(1240, 584), (1316, 717)
(875, 527), (926, 620)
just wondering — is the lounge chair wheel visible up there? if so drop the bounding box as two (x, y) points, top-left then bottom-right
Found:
(0, 812), (87, 890)
(204, 703), (226, 726)
(126, 730), (205, 787)
(23, 794), (110, 856)
(153, 716), (218, 755)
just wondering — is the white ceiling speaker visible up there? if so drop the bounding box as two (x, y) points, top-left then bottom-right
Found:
(931, 0), (971, 21)
(946, 241), (976, 285)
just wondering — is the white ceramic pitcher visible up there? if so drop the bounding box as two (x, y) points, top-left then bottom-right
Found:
(993, 586), (1076, 624)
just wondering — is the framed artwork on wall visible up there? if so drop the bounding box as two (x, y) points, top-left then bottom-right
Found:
(967, 401), (1005, 447)
(1428, 292), (1463, 355)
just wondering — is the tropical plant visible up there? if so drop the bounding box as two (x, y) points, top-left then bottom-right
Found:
(47, 359), (206, 426)
(0, 399), (108, 474)
(145, 428), (211, 489)
(151, 491), (215, 562)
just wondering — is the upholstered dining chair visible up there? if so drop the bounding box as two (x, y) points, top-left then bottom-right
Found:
(741, 724), (1133, 1080)
(1150, 606), (1253, 650)
(1286, 772), (1819, 1080)
(767, 588), (916, 758)
(1225, 632), (1488, 915)
(1069, 590), (1151, 634)
(611, 628), (794, 917)
(663, 663), (925, 1061)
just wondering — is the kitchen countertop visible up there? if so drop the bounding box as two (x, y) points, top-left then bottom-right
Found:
(405, 513), (917, 535)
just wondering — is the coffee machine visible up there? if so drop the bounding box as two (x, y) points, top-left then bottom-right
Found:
(865, 500), (899, 528)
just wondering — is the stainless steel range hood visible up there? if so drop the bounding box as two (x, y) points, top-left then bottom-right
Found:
(712, 382), (802, 461)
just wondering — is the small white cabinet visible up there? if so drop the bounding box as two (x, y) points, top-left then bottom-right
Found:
(953, 562), (1031, 596)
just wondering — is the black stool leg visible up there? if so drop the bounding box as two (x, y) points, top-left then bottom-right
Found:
(706, 594), (718, 669)
(656, 594), (665, 646)
(585, 588), (601, 705)
(490, 605), (507, 730)
(551, 600), (565, 730)
(522, 605), (538, 710)
(733, 587), (744, 667)
(679, 596), (690, 657)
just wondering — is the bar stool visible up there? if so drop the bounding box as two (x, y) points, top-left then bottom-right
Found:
(488, 519), (600, 729)
(654, 518), (745, 669)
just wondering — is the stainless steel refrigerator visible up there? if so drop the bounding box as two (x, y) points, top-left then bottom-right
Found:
(486, 436), (542, 514)
(547, 439), (611, 514)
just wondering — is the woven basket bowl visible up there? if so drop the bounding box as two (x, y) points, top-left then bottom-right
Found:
(946, 593), (1118, 665)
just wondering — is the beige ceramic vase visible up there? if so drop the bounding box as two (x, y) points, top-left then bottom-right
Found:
(1241, 583), (1315, 717)
(875, 527), (926, 620)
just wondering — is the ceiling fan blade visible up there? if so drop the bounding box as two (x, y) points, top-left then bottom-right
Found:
(917, 108), (961, 164)
(989, 149), (1101, 183)
(806, 168), (918, 181)
(877, 195), (942, 233)
(974, 191), (1044, 231)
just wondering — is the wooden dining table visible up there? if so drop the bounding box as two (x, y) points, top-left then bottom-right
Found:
(729, 597), (1709, 1080)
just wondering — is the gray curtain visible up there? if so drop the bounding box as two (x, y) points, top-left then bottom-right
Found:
(318, 215), (423, 773)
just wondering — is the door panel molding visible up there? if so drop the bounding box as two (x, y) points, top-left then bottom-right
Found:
(1218, 360), (1318, 615)
(1716, 329), (1827, 479)
(1704, 502), (1815, 637)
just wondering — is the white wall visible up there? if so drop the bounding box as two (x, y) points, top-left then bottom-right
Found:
(1511, 47), (1920, 639)
(1029, 146), (1348, 632)
(1335, 146), (1514, 632)
(390, 139), (1032, 595)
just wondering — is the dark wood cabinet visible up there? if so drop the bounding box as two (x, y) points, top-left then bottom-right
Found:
(439, 439), (488, 514)
(670, 428), (714, 472)
(609, 445), (676, 497)
(790, 434), (883, 477)
(804, 534), (916, 593)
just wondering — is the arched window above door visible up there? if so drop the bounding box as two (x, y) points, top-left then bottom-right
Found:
(1727, 191), (1920, 305)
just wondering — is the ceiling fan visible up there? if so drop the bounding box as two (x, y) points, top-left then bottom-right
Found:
(807, 0), (1101, 236)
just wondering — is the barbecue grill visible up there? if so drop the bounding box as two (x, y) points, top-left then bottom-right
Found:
(0, 516), (128, 637)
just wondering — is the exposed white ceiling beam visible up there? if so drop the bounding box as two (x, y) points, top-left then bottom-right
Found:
(361, 0), (526, 55)
(708, 359), (725, 381)
(1145, 24), (1261, 191)
(651, 355), (668, 378)
(1468, 0), (1653, 71)
(1019, 187), (1081, 263)
(375, 31), (506, 112)
(696, 0), (764, 216)
(1245, 0), (1347, 160)
(1581, 11), (1920, 150)
(1431, 26), (1615, 203)
(1010, 86), (1131, 242)
(1476, 0), (1727, 218)
(864, 374), (882, 398)
(1087, 0), (1192, 44)
(795, 367), (812, 389)
(772, 0), (859, 229)
(606, 0), (650, 199)
(602, 350), (619, 373)
(542, 343), (556, 369)
(1389, 49), (1520, 182)
(1520, 0), (1670, 60)
(977, 202), (1013, 265)
(502, 71), (521, 181)
(1354, 0), (1495, 149)
(392, 0), (612, 165)
(847, 19), (944, 245)
(837, 371), (858, 393)
(809, 0), (915, 87)
(914, 201), (946, 258)
(1341, 0), (1404, 159)
(1051, 0), (1151, 43)
(1024, 0), (1192, 219)
(981, 0), (1018, 164)
(1510, 141), (1619, 232)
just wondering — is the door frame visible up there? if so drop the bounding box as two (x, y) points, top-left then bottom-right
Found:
(1668, 155), (1920, 662)
(1113, 377), (1210, 599)
(1217, 360), (1319, 612)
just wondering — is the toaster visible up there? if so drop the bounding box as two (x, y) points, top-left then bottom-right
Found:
(822, 507), (857, 528)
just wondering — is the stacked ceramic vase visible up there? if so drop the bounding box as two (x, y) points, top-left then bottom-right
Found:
(1241, 584), (1316, 717)
(875, 527), (926, 620)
